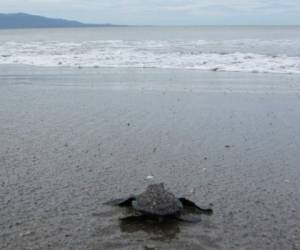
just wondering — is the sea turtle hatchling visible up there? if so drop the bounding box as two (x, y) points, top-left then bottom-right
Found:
(104, 183), (213, 222)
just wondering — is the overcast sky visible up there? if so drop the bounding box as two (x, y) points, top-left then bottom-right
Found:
(1, 0), (300, 25)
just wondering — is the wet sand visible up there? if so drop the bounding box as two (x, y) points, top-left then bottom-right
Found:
(0, 66), (300, 250)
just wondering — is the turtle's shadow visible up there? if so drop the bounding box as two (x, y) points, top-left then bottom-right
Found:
(119, 216), (181, 241)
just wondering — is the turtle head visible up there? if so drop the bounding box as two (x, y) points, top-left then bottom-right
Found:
(146, 183), (166, 192)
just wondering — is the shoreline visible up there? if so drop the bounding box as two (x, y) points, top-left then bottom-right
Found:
(1, 65), (300, 95)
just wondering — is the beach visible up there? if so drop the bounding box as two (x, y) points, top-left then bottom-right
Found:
(0, 65), (300, 249)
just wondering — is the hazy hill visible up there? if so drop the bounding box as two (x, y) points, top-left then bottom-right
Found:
(0, 13), (118, 29)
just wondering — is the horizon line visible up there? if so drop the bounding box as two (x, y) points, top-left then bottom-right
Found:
(1, 12), (300, 27)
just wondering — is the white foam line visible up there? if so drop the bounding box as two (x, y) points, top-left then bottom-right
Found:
(0, 40), (300, 74)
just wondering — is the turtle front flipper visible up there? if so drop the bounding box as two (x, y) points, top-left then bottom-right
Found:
(103, 196), (135, 207)
(179, 198), (213, 215)
(175, 214), (202, 223)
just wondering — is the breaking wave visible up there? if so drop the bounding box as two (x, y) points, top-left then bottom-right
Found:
(1, 39), (300, 74)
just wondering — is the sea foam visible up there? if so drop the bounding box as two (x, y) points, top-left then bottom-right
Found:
(0, 39), (300, 74)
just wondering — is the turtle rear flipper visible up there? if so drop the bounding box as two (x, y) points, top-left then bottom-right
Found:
(179, 198), (213, 215)
(103, 196), (135, 206)
(176, 214), (202, 223)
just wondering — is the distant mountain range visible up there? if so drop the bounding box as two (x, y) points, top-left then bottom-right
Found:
(0, 13), (123, 29)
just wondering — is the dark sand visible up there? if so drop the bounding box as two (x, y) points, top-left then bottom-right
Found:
(0, 66), (300, 250)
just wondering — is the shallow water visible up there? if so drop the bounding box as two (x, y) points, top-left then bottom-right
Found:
(0, 66), (300, 249)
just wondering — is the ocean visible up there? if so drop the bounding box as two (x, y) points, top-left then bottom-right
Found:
(0, 26), (300, 74)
